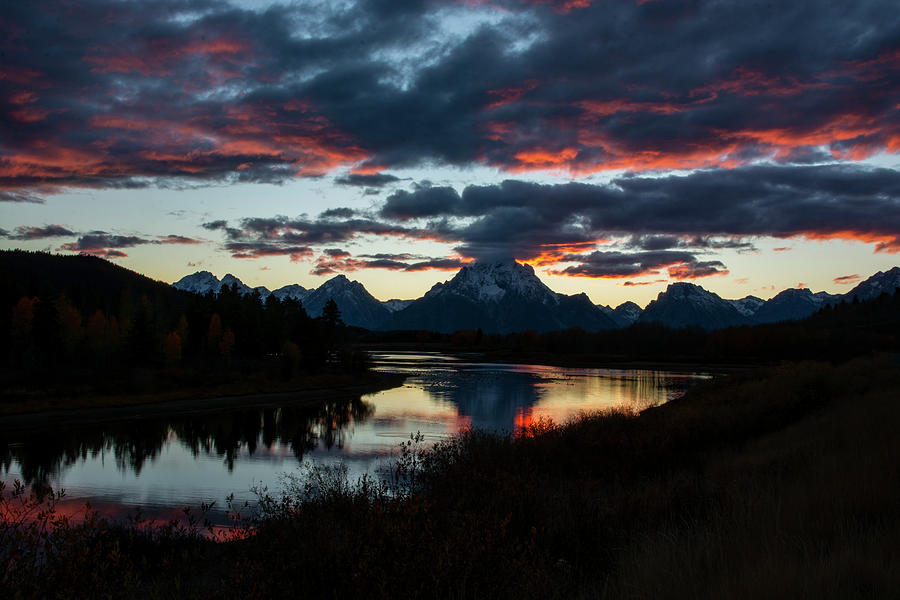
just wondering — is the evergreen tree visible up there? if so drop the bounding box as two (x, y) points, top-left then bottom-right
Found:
(322, 298), (343, 327)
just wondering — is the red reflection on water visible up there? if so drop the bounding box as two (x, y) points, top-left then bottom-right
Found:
(514, 406), (534, 434)
(1, 489), (251, 541)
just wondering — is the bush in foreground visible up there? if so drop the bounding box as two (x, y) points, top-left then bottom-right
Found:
(3, 356), (899, 598)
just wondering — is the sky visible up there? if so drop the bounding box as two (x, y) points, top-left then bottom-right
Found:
(2, 0), (899, 307)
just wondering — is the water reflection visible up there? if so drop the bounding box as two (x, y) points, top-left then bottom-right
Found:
(372, 352), (702, 432)
(2, 352), (708, 518)
(1, 396), (372, 487)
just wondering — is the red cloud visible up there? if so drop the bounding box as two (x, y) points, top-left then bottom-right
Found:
(667, 263), (729, 280)
(485, 80), (540, 110)
(793, 231), (900, 253)
(84, 35), (250, 76)
(622, 279), (666, 286)
(833, 274), (861, 285)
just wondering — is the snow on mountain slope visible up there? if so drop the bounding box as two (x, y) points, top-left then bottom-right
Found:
(752, 288), (840, 324)
(382, 299), (414, 313)
(727, 295), (765, 318)
(640, 282), (748, 329)
(387, 259), (616, 334)
(426, 260), (561, 305)
(846, 267), (900, 301)
(172, 271), (221, 295)
(271, 284), (310, 302)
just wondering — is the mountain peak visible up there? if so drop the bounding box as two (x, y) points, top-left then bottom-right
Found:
(172, 271), (221, 295)
(847, 266), (900, 301)
(642, 281), (745, 329)
(433, 259), (555, 304)
(662, 281), (709, 298)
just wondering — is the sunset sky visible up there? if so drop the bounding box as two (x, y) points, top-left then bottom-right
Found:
(2, 0), (899, 306)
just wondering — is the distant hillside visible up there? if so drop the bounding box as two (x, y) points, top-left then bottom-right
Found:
(0, 250), (343, 381)
(1, 250), (191, 318)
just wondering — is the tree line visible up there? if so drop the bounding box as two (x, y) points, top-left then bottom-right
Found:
(1, 251), (349, 381)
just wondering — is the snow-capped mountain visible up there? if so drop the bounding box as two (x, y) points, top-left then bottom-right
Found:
(599, 301), (643, 328)
(172, 271), (222, 295)
(845, 267), (900, 301)
(173, 271), (270, 298)
(271, 284), (310, 303)
(218, 273), (254, 296)
(384, 259), (617, 334)
(172, 264), (899, 333)
(382, 299), (414, 313)
(727, 295), (765, 318)
(426, 260), (562, 305)
(640, 282), (748, 330)
(752, 288), (841, 324)
(301, 274), (390, 330)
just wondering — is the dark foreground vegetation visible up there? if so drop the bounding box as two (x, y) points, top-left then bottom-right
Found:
(3, 355), (899, 598)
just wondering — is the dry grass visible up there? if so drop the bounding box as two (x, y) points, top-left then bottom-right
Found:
(3, 356), (899, 598)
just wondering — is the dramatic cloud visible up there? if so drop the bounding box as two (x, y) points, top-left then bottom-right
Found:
(56, 231), (203, 257)
(319, 208), (358, 219)
(159, 235), (203, 245)
(334, 173), (401, 187)
(5, 224), (75, 240)
(374, 164), (900, 261)
(204, 163), (900, 276)
(0, 191), (44, 203)
(311, 250), (464, 275)
(2, 0), (898, 200)
(550, 251), (728, 280)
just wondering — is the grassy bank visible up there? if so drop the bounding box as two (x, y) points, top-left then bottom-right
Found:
(3, 356), (899, 598)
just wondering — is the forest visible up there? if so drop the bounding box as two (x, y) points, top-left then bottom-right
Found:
(0, 250), (366, 408)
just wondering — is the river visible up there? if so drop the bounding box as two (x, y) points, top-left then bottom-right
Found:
(1, 352), (709, 526)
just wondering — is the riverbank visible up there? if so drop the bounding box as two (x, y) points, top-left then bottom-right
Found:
(363, 343), (751, 373)
(0, 371), (406, 433)
(3, 355), (898, 598)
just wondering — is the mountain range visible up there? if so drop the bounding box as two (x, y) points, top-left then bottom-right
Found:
(173, 264), (900, 333)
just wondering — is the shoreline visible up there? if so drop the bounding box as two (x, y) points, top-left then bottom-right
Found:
(362, 344), (755, 374)
(0, 372), (407, 434)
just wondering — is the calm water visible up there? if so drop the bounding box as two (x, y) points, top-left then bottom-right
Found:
(1, 352), (709, 524)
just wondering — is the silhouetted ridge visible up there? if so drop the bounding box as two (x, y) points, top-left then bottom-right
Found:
(385, 259), (616, 334)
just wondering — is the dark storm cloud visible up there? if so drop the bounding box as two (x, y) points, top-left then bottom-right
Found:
(202, 220), (228, 230)
(159, 234), (203, 245)
(310, 250), (464, 275)
(0, 191), (45, 203)
(226, 242), (314, 261)
(3, 0), (899, 197)
(375, 165), (900, 258)
(334, 173), (401, 187)
(323, 248), (351, 257)
(209, 164), (900, 269)
(65, 233), (149, 250)
(210, 213), (446, 264)
(625, 234), (756, 252)
(319, 207), (357, 219)
(53, 230), (204, 257)
(381, 186), (462, 220)
(5, 224), (76, 240)
(551, 250), (728, 280)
